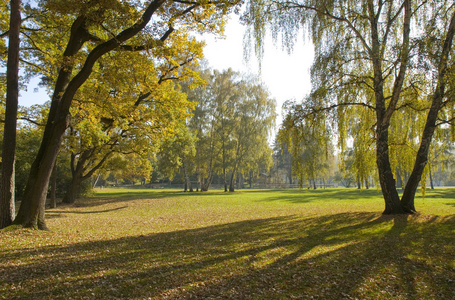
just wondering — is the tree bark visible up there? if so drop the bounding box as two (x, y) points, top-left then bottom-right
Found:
(376, 124), (403, 214)
(201, 173), (212, 191)
(222, 143), (229, 192)
(401, 9), (455, 212)
(49, 163), (57, 208)
(183, 158), (193, 192)
(0, 0), (21, 229)
(229, 165), (238, 192)
(62, 176), (82, 205)
(368, 0), (411, 214)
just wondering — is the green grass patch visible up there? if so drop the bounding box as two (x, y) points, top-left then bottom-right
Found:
(1, 188), (454, 299)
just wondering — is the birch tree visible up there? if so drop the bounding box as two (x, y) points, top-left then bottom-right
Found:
(243, 0), (455, 213)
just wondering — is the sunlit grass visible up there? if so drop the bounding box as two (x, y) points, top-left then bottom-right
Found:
(1, 187), (454, 299)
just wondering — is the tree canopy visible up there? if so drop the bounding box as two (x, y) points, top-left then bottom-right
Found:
(242, 0), (455, 213)
(1, 0), (241, 229)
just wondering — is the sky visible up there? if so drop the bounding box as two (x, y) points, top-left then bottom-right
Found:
(19, 13), (315, 128)
(202, 14), (314, 126)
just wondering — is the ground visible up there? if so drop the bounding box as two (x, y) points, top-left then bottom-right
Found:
(1, 188), (454, 299)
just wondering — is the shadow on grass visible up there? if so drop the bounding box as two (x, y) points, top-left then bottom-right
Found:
(420, 188), (455, 199)
(54, 206), (129, 214)
(70, 189), (233, 208)
(1, 213), (454, 299)
(255, 188), (384, 204)
(63, 188), (386, 210)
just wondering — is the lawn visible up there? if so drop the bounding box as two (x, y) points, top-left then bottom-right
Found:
(1, 188), (454, 299)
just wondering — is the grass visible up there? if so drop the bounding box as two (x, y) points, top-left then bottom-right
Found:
(1, 187), (454, 299)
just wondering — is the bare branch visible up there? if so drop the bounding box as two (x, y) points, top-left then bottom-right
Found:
(18, 116), (46, 127)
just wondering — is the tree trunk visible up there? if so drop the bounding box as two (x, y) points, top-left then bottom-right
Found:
(49, 163), (57, 208)
(223, 171), (227, 192)
(287, 152), (293, 185)
(0, 0), (20, 229)
(401, 8), (455, 212)
(92, 173), (101, 188)
(62, 175), (82, 205)
(13, 16), (92, 229)
(376, 124), (403, 214)
(429, 163), (434, 190)
(201, 173), (212, 191)
(238, 172), (243, 189)
(369, 0), (411, 214)
(196, 161), (200, 192)
(229, 170), (236, 192)
(183, 158), (193, 192)
(13, 134), (62, 229)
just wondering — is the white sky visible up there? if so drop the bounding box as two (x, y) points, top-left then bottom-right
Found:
(203, 14), (314, 127)
(19, 13), (315, 128)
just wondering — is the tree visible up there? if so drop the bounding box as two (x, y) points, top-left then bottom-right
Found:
(210, 69), (240, 191)
(156, 125), (197, 191)
(278, 100), (334, 189)
(271, 140), (294, 186)
(12, 0), (239, 229)
(243, 0), (455, 213)
(183, 67), (276, 191)
(1, 0), (21, 229)
(227, 76), (276, 191)
(184, 67), (226, 191)
(61, 36), (199, 203)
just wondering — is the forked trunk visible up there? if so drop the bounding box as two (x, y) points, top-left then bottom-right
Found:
(201, 173), (212, 192)
(376, 124), (404, 214)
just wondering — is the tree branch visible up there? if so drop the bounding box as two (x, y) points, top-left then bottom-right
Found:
(383, 0), (411, 126)
(293, 101), (376, 124)
(118, 26), (174, 51)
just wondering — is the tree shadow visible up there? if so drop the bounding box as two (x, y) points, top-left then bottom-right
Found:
(1, 213), (454, 299)
(46, 206), (128, 218)
(70, 188), (385, 209)
(256, 188), (383, 204)
(68, 189), (239, 209)
(424, 188), (455, 199)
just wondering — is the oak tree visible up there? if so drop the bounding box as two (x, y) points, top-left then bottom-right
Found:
(12, 0), (239, 229)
